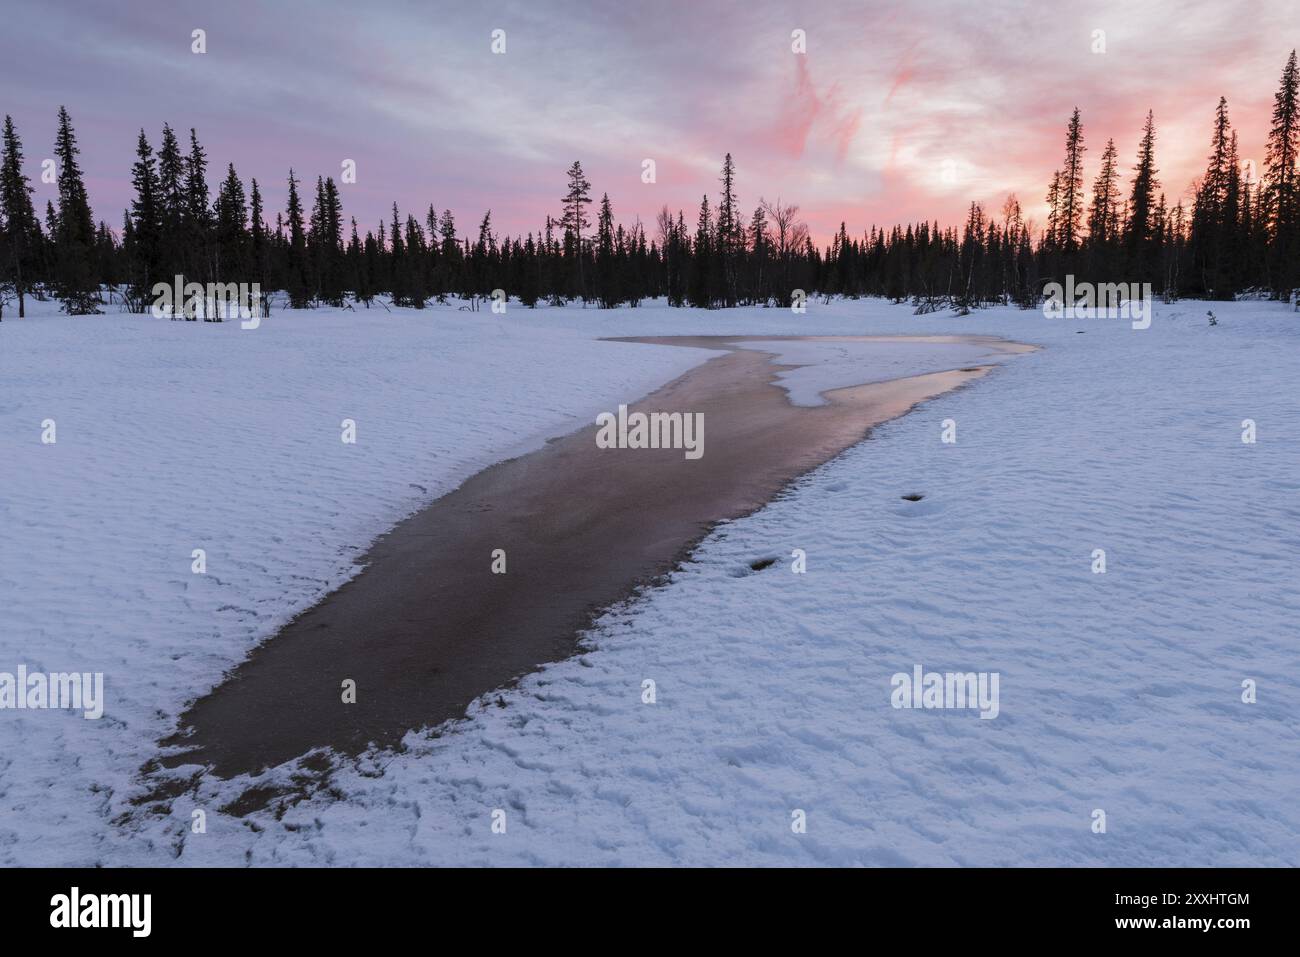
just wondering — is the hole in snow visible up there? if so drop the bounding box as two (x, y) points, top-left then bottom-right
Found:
(901, 493), (925, 502)
(749, 557), (778, 571)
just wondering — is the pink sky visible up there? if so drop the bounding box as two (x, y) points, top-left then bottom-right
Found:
(2, 0), (1296, 245)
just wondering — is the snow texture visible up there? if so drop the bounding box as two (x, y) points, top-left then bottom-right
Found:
(1, 296), (1296, 866)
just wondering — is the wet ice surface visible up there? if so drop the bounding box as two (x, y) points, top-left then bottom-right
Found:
(738, 337), (1015, 406)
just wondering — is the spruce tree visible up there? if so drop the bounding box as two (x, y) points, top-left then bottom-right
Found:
(249, 177), (265, 288)
(717, 153), (740, 305)
(1044, 170), (1061, 250)
(518, 232), (539, 307)
(323, 177), (344, 304)
(214, 163), (248, 294)
(403, 212), (427, 306)
(472, 209), (494, 300)
(424, 204), (442, 297)
(1224, 130), (1244, 291)
(309, 175), (327, 302)
(1263, 49), (1299, 296)
(1058, 109), (1086, 253)
(127, 129), (162, 311)
(595, 193), (617, 308)
(0, 115), (39, 317)
(183, 128), (212, 285)
(1190, 97), (1233, 297)
(1123, 111), (1160, 285)
(156, 124), (185, 279)
(560, 161), (592, 300)
(51, 107), (99, 313)
(284, 169), (310, 308)
(748, 203), (769, 304)
(387, 201), (405, 304)
(438, 209), (460, 298)
(1086, 138), (1120, 280)
(689, 195), (713, 308)
(347, 217), (369, 305)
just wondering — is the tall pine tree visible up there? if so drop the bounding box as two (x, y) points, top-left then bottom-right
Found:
(560, 161), (592, 300)
(52, 107), (99, 313)
(1263, 49), (1299, 296)
(284, 169), (310, 308)
(127, 128), (161, 310)
(1123, 111), (1160, 286)
(0, 115), (40, 317)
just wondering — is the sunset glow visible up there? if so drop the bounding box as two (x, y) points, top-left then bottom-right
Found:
(3, 0), (1296, 244)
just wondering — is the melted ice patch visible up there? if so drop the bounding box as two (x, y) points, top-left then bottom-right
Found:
(738, 338), (1010, 406)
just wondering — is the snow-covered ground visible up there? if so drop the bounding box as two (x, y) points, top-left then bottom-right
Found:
(2, 295), (1297, 866)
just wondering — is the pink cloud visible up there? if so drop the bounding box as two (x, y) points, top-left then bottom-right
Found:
(3, 0), (1295, 247)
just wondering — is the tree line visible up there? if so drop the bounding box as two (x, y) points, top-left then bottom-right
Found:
(0, 50), (1296, 319)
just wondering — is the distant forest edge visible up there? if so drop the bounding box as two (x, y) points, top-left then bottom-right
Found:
(0, 50), (1297, 319)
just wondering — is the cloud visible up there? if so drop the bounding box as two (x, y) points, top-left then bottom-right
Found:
(1, 0), (1294, 245)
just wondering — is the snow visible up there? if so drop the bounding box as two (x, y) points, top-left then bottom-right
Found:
(2, 296), (1297, 866)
